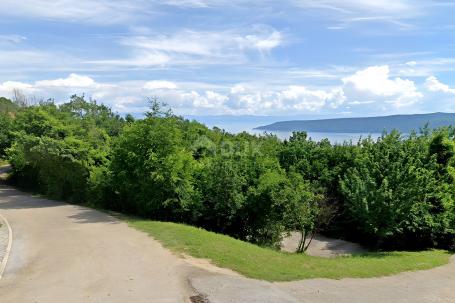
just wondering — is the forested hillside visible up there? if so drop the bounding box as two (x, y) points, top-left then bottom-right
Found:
(256, 112), (455, 133)
(1, 96), (454, 250)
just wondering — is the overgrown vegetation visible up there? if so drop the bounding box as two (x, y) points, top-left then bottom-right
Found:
(0, 95), (454, 251)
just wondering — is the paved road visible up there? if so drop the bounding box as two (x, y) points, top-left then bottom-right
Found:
(0, 185), (191, 303)
(1, 183), (455, 303)
(277, 254), (455, 303)
(189, 250), (455, 303)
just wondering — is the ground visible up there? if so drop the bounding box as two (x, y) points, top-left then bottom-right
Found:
(0, 185), (192, 303)
(0, 164), (10, 181)
(131, 220), (450, 281)
(1, 184), (455, 303)
(281, 232), (366, 257)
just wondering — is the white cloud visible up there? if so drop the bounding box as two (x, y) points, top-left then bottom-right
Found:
(0, 67), (431, 116)
(425, 76), (455, 94)
(279, 86), (344, 111)
(348, 100), (375, 105)
(0, 35), (27, 45)
(206, 91), (228, 103)
(0, 81), (34, 91)
(230, 85), (246, 94)
(422, 76), (455, 113)
(93, 27), (283, 67)
(122, 33), (214, 56)
(0, 0), (145, 25)
(293, 0), (417, 17)
(220, 84), (345, 114)
(292, 0), (424, 29)
(143, 80), (178, 90)
(35, 74), (98, 88)
(88, 53), (171, 68)
(0, 73), (345, 115)
(0, 50), (52, 68)
(240, 30), (283, 52)
(0, 49), (95, 77)
(342, 65), (423, 107)
(162, 0), (233, 7)
(186, 91), (229, 108)
(0, 0), (433, 30)
(0, 74), (103, 101)
(166, 0), (419, 14)
(395, 58), (455, 77)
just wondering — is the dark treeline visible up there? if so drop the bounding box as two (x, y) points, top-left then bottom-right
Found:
(1, 95), (454, 251)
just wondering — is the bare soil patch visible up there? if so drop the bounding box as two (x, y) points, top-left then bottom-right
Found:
(281, 232), (366, 257)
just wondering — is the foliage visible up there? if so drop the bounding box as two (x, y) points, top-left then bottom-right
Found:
(0, 113), (13, 158)
(5, 96), (118, 202)
(340, 132), (454, 248)
(0, 97), (18, 113)
(0, 97), (17, 157)
(2, 94), (454, 250)
(8, 135), (90, 201)
(109, 116), (200, 220)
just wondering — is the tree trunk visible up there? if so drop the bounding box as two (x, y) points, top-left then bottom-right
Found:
(303, 230), (316, 252)
(297, 230), (307, 253)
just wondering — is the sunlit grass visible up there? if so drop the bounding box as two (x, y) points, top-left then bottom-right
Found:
(129, 220), (452, 282)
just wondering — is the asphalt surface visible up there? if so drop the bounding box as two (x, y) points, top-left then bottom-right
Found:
(278, 254), (455, 303)
(0, 185), (191, 303)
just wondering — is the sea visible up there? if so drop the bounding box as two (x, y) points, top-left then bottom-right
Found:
(203, 121), (382, 144)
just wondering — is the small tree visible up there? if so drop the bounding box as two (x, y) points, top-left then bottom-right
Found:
(12, 88), (28, 107)
(429, 130), (455, 168)
(145, 97), (172, 118)
(293, 196), (319, 253)
(283, 172), (333, 253)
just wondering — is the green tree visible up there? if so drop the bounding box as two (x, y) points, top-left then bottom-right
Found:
(197, 154), (246, 233)
(0, 113), (13, 157)
(341, 132), (454, 248)
(109, 116), (199, 220)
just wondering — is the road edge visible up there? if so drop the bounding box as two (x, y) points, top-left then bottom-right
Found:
(0, 212), (12, 279)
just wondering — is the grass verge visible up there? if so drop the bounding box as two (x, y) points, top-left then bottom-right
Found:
(129, 220), (452, 282)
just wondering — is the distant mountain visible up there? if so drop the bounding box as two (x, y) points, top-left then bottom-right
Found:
(184, 114), (324, 127)
(255, 113), (455, 133)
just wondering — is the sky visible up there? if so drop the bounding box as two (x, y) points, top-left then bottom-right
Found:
(1, 0), (455, 118)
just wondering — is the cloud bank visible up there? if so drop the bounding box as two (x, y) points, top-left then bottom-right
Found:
(1, 65), (445, 116)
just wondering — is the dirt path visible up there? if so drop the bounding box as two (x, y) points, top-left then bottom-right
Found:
(281, 232), (366, 257)
(0, 185), (192, 303)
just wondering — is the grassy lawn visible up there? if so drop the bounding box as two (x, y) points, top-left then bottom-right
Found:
(129, 220), (452, 282)
(0, 159), (8, 166)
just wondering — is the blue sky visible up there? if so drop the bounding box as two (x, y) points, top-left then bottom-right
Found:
(0, 0), (455, 118)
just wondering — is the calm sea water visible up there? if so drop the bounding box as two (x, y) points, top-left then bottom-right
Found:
(250, 129), (382, 143)
(205, 121), (382, 144)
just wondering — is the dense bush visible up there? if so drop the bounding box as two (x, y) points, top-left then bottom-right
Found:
(108, 116), (201, 220)
(7, 134), (90, 201)
(1, 95), (454, 250)
(0, 97), (17, 157)
(340, 132), (455, 249)
(0, 113), (12, 158)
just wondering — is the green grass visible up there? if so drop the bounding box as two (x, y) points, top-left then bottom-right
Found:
(129, 220), (452, 282)
(0, 159), (8, 166)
